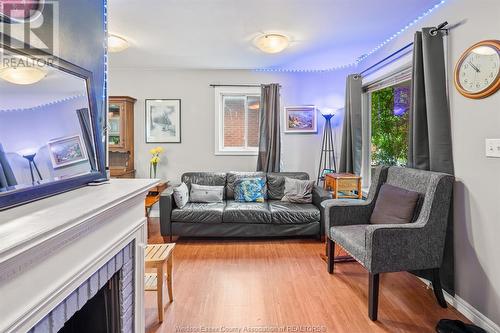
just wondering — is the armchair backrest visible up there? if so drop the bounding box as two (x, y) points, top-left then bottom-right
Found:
(385, 166), (454, 241)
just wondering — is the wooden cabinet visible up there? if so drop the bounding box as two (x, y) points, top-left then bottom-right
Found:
(108, 96), (136, 178)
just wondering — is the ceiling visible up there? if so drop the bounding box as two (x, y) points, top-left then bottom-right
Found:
(108, 0), (443, 71)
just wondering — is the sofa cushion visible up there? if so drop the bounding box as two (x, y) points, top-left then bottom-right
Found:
(370, 184), (420, 224)
(181, 172), (227, 198)
(269, 201), (320, 224)
(234, 177), (266, 202)
(281, 177), (315, 203)
(226, 171), (266, 200)
(172, 182), (189, 208)
(329, 225), (369, 263)
(223, 200), (272, 224)
(267, 172), (309, 200)
(190, 184), (224, 203)
(171, 202), (225, 223)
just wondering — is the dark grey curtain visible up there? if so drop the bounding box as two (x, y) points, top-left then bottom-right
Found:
(257, 83), (281, 172)
(409, 28), (455, 294)
(76, 108), (97, 171)
(0, 143), (17, 190)
(339, 74), (362, 174)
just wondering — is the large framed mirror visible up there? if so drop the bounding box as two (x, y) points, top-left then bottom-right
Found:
(0, 36), (106, 210)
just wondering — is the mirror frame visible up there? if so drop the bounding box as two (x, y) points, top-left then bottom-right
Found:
(0, 34), (107, 210)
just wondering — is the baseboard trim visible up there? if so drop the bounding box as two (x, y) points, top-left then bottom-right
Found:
(420, 278), (500, 333)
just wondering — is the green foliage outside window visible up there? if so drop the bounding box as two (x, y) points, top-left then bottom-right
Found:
(371, 86), (409, 166)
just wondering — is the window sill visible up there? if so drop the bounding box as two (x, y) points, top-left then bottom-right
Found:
(214, 151), (258, 156)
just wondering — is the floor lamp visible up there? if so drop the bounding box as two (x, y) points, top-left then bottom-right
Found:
(316, 108), (337, 185)
(22, 153), (43, 184)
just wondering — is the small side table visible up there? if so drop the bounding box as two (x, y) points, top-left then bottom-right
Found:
(324, 173), (362, 199)
(145, 181), (169, 217)
(145, 243), (175, 323)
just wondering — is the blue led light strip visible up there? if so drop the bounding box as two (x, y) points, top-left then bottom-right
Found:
(254, 0), (447, 73)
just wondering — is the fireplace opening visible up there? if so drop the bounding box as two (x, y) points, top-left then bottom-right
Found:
(58, 272), (121, 333)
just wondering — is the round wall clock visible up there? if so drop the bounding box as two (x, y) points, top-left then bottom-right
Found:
(0, 0), (44, 23)
(454, 40), (500, 99)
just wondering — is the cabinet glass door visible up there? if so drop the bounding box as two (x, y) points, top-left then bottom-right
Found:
(108, 102), (123, 148)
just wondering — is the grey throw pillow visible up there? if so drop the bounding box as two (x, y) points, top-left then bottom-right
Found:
(281, 177), (315, 203)
(370, 184), (420, 224)
(173, 182), (189, 209)
(190, 183), (224, 203)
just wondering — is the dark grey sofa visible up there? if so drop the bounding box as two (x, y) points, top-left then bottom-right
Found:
(159, 171), (331, 239)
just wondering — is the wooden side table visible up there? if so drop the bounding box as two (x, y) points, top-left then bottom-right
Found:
(145, 243), (175, 323)
(145, 181), (169, 217)
(324, 173), (362, 199)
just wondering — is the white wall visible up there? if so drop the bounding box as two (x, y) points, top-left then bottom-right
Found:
(109, 69), (348, 182)
(359, 0), (500, 328)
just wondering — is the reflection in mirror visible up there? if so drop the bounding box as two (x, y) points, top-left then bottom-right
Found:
(0, 52), (97, 195)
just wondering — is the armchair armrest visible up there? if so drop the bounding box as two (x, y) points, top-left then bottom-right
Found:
(364, 223), (440, 273)
(159, 187), (175, 238)
(322, 199), (373, 234)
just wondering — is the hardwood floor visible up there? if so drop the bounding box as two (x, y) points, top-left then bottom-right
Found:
(145, 218), (467, 333)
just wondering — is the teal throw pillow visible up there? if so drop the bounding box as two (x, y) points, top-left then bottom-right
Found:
(234, 178), (266, 203)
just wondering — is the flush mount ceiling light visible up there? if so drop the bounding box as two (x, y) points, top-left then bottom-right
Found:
(0, 66), (47, 85)
(108, 34), (130, 53)
(254, 34), (290, 54)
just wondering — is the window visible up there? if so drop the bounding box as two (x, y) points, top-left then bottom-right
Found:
(370, 81), (411, 166)
(360, 66), (412, 188)
(214, 86), (261, 155)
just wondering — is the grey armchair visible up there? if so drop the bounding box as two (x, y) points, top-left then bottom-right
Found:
(323, 166), (454, 321)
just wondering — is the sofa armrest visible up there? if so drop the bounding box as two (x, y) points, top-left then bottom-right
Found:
(364, 223), (439, 273)
(312, 186), (332, 237)
(312, 185), (332, 207)
(159, 187), (175, 238)
(322, 199), (373, 235)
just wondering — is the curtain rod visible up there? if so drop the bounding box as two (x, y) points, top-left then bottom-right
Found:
(209, 84), (282, 88)
(359, 21), (448, 76)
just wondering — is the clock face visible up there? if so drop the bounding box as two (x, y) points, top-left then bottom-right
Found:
(458, 46), (500, 93)
(455, 40), (500, 99)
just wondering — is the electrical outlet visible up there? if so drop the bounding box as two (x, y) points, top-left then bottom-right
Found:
(485, 139), (500, 158)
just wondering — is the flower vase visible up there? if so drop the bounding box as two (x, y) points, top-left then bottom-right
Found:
(149, 163), (158, 179)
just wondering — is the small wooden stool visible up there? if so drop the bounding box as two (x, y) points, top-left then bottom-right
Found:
(145, 243), (175, 322)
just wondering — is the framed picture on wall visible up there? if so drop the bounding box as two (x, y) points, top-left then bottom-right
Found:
(145, 99), (182, 143)
(284, 105), (317, 133)
(47, 135), (88, 169)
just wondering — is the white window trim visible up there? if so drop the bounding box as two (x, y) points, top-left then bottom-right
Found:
(214, 86), (261, 156)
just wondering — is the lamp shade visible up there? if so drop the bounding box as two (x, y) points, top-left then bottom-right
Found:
(320, 108), (337, 118)
(108, 34), (130, 53)
(254, 34), (290, 54)
(0, 66), (47, 85)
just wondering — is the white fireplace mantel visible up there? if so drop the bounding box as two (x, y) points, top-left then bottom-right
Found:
(0, 179), (158, 333)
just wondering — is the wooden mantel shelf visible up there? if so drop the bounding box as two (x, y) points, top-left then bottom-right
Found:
(0, 179), (158, 262)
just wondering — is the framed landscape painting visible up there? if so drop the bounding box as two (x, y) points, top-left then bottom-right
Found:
(47, 135), (88, 169)
(145, 99), (181, 143)
(284, 106), (317, 133)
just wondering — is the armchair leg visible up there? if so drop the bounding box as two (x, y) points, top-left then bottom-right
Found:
(431, 268), (447, 308)
(327, 238), (335, 274)
(368, 273), (379, 321)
